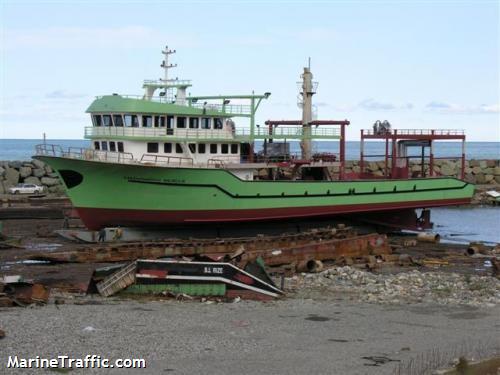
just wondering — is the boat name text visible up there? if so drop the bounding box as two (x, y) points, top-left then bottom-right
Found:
(125, 177), (186, 184)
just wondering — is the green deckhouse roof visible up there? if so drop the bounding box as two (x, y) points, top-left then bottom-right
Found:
(86, 95), (226, 117)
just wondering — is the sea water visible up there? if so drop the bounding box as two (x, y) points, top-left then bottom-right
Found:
(431, 206), (500, 245)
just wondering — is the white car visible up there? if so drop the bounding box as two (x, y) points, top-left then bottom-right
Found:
(9, 183), (44, 195)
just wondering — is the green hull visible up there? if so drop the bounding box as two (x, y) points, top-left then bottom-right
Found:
(37, 156), (474, 230)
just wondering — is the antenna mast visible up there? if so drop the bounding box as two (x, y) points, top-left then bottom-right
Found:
(143, 44), (192, 103)
(160, 46), (177, 82)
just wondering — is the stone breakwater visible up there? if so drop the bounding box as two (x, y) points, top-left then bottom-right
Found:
(293, 266), (500, 307)
(339, 158), (500, 185)
(0, 159), (64, 195)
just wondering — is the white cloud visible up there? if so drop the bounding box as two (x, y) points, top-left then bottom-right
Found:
(2, 26), (197, 50)
(46, 90), (87, 99)
(356, 98), (414, 111)
(425, 101), (500, 114)
(1, 94), (88, 123)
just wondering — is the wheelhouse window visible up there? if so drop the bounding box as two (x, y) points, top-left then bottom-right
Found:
(167, 116), (174, 128)
(155, 116), (166, 128)
(113, 114), (124, 127)
(210, 144), (218, 154)
(124, 115), (132, 127)
(175, 143), (183, 154)
(188, 143), (196, 153)
(164, 143), (172, 153)
(101, 141), (108, 151)
(198, 144), (206, 154)
(93, 115), (102, 127)
(109, 141), (116, 152)
(147, 142), (159, 153)
(201, 118), (211, 129)
(189, 118), (199, 129)
(102, 115), (112, 127)
(94, 141), (100, 150)
(142, 115), (153, 128)
(231, 144), (238, 154)
(117, 142), (124, 152)
(177, 117), (186, 128)
(214, 118), (223, 129)
(124, 114), (139, 128)
(221, 144), (229, 154)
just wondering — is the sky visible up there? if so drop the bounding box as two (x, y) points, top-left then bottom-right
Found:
(0, 0), (499, 142)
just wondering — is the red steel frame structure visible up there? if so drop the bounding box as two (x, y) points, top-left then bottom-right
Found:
(264, 120), (349, 179)
(360, 129), (466, 180)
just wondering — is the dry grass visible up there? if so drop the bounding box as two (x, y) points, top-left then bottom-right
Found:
(392, 340), (500, 375)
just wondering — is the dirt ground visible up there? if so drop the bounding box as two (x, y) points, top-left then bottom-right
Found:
(1, 213), (499, 374)
(0, 297), (499, 374)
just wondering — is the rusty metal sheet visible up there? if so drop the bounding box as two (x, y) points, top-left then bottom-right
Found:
(243, 234), (390, 266)
(4, 283), (49, 305)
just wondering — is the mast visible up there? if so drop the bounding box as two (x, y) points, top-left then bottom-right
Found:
(160, 46), (177, 83)
(300, 59), (316, 160)
(143, 45), (192, 103)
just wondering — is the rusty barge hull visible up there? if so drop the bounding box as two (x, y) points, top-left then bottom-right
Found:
(30, 229), (390, 266)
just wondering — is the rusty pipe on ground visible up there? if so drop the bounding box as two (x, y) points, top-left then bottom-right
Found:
(466, 245), (491, 256)
(417, 232), (440, 243)
(466, 246), (479, 256)
(296, 259), (323, 273)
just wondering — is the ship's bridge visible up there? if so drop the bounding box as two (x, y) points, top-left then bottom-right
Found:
(80, 45), (345, 177)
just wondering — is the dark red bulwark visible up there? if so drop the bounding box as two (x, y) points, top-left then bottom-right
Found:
(76, 197), (469, 230)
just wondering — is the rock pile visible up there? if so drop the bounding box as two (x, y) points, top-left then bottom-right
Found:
(328, 159), (500, 185)
(0, 160), (65, 195)
(292, 266), (500, 306)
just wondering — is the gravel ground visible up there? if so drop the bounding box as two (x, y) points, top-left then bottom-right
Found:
(1, 297), (499, 374)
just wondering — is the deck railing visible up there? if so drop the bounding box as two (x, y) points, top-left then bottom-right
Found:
(85, 125), (341, 140)
(363, 129), (465, 136)
(207, 158), (227, 168)
(241, 126), (341, 138)
(189, 102), (252, 115)
(140, 154), (194, 167)
(36, 144), (136, 164)
(36, 144), (225, 168)
(96, 94), (180, 104)
(143, 79), (192, 87)
(85, 126), (238, 140)
(36, 144), (338, 169)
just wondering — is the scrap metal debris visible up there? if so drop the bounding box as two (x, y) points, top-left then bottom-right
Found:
(1, 280), (50, 307)
(96, 261), (136, 297)
(98, 259), (284, 300)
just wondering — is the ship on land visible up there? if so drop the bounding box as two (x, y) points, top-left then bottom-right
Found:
(35, 46), (474, 231)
